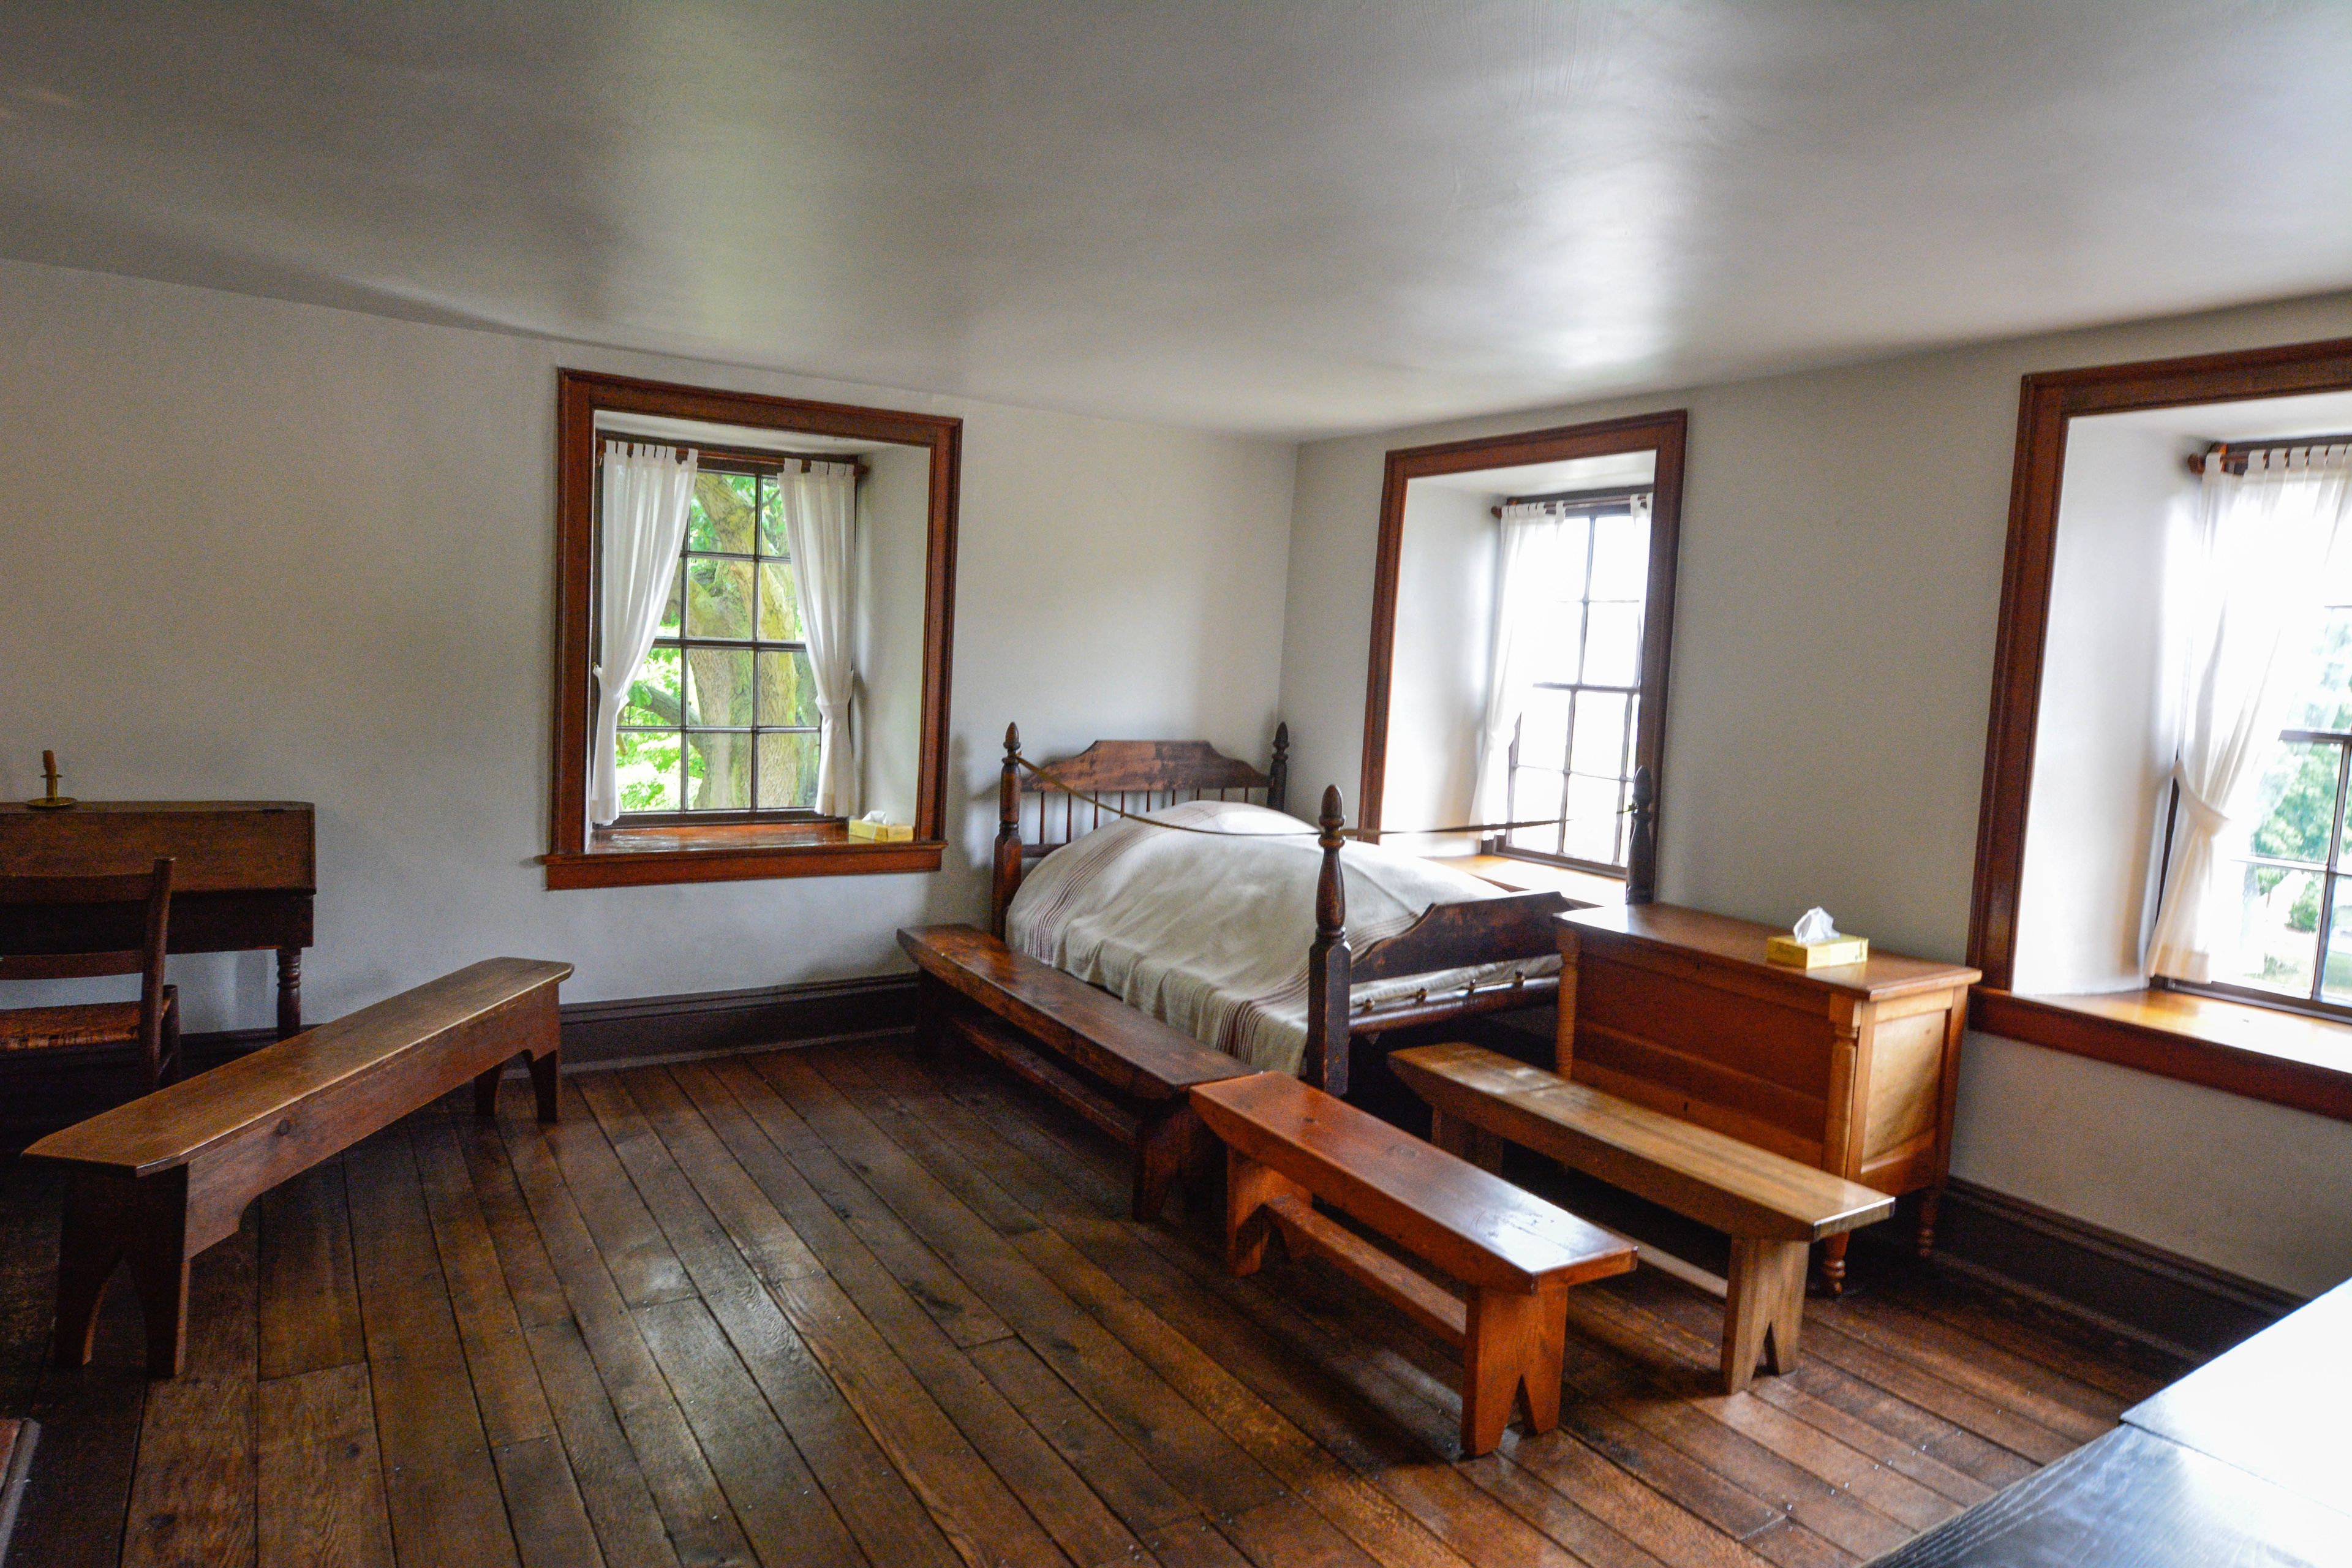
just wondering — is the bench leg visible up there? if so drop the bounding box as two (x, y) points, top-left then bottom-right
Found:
(1224, 1149), (1309, 1277)
(1428, 1109), (1505, 1174)
(1133, 1102), (1199, 1224)
(473, 1062), (503, 1119)
(1722, 1237), (1809, 1393)
(530, 1046), (562, 1124)
(1461, 1282), (1567, 1458)
(53, 1169), (190, 1380)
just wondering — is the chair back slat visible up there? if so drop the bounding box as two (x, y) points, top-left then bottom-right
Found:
(1, 950), (147, 981)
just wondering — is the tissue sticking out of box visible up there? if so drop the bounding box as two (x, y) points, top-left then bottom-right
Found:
(1793, 907), (1839, 943)
(1765, 908), (1870, 969)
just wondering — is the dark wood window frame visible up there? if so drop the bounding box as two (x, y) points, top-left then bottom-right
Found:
(1969, 333), (2352, 1123)
(1359, 410), (1686, 902)
(545, 370), (960, 889)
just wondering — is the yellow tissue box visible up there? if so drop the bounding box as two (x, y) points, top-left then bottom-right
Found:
(847, 818), (913, 843)
(1765, 934), (1871, 970)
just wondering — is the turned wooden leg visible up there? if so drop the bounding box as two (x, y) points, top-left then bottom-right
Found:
(1461, 1284), (1562, 1457)
(1817, 1233), (1850, 1297)
(275, 946), (304, 1041)
(473, 1062), (503, 1119)
(1224, 1150), (1309, 1277)
(1133, 1102), (1199, 1223)
(529, 1046), (562, 1125)
(1722, 1237), (1811, 1393)
(1915, 1188), (1942, 1259)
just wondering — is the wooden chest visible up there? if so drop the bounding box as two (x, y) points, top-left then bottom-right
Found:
(1555, 903), (1979, 1289)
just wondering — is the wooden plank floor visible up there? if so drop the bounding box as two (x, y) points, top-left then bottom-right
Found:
(0, 1038), (2192, 1568)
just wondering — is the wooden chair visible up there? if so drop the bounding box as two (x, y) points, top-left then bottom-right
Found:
(0, 858), (180, 1093)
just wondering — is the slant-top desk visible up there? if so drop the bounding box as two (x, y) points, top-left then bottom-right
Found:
(0, 802), (316, 1039)
(1556, 904), (1979, 1291)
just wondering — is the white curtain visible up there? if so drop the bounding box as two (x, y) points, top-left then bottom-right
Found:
(1470, 503), (1572, 825)
(2147, 445), (2352, 981)
(780, 461), (861, 817)
(590, 441), (698, 826)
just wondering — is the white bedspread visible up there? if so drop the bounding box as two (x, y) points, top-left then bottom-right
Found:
(1005, 799), (1559, 1076)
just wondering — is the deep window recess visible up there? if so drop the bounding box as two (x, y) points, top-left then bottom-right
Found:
(1492, 486), (1653, 875)
(610, 451), (834, 821)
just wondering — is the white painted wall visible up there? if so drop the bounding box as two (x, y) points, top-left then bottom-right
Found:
(1381, 480), (1498, 839)
(0, 258), (1294, 1028)
(2010, 420), (2196, 995)
(1278, 289), (2352, 1297)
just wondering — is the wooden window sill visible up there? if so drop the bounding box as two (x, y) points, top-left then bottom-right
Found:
(1971, 986), (2352, 1123)
(543, 821), (944, 889)
(1431, 853), (1627, 909)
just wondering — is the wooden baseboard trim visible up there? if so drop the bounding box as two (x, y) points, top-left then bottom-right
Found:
(1, 972), (917, 1149)
(1923, 1177), (2304, 1361)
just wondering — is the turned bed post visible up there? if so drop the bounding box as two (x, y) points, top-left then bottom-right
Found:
(1626, 765), (1658, 906)
(991, 723), (1023, 938)
(1305, 785), (1353, 1098)
(1267, 722), (1290, 813)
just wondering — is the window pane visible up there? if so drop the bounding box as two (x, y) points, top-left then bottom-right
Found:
(2227, 862), (2321, 997)
(685, 557), (755, 641)
(1582, 601), (1644, 688)
(1588, 511), (1651, 603)
(622, 646), (682, 727)
(759, 473), (791, 557)
(758, 562), (804, 642)
(2324, 884), (2352, 1005)
(758, 731), (821, 810)
(2288, 608), (2352, 732)
(2250, 740), (2339, 868)
(684, 647), (753, 727)
(685, 731), (751, 810)
(657, 562), (682, 634)
(1571, 690), (1630, 778)
(1527, 609), (1585, 685)
(687, 473), (756, 554)
(1507, 766), (1563, 853)
(1564, 774), (1624, 866)
(757, 649), (820, 726)
(1517, 687), (1570, 769)
(614, 729), (682, 813)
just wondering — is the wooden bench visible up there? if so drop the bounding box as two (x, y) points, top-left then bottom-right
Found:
(900, 924), (1253, 1221)
(23, 957), (569, 1378)
(1390, 1042), (1894, 1393)
(1189, 1071), (1636, 1456)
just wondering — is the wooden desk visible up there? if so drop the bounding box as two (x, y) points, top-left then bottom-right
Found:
(0, 803), (315, 1039)
(1871, 1279), (2352, 1564)
(1556, 904), (1979, 1290)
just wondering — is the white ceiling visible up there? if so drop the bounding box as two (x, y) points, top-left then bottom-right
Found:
(2092, 391), (2352, 445)
(4, 2), (2351, 439)
(1414, 450), (1657, 497)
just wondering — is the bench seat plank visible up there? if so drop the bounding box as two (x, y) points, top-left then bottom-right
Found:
(900, 924), (1249, 1099)
(1389, 1043), (1893, 1243)
(1189, 1070), (1630, 1292)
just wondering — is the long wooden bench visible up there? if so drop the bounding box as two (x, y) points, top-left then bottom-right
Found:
(900, 924), (1253, 1221)
(23, 957), (569, 1378)
(1390, 1042), (1894, 1393)
(1189, 1071), (1636, 1456)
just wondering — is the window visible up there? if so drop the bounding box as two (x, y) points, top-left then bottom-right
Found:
(545, 371), (962, 889)
(1493, 490), (1653, 872)
(614, 457), (829, 820)
(1360, 411), (1685, 901)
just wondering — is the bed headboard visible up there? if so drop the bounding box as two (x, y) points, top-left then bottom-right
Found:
(988, 723), (1289, 935)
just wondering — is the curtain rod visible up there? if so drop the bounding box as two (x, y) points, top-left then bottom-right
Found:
(597, 438), (869, 477)
(2187, 432), (2352, 475)
(1489, 483), (1651, 519)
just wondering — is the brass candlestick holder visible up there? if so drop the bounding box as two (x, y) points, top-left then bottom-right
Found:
(26, 750), (77, 810)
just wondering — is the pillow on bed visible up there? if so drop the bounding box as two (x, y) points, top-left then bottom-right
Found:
(1006, 799), (1557, 1075)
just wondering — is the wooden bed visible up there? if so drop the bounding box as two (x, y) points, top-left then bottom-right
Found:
(984, 724), (1566, 1096)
